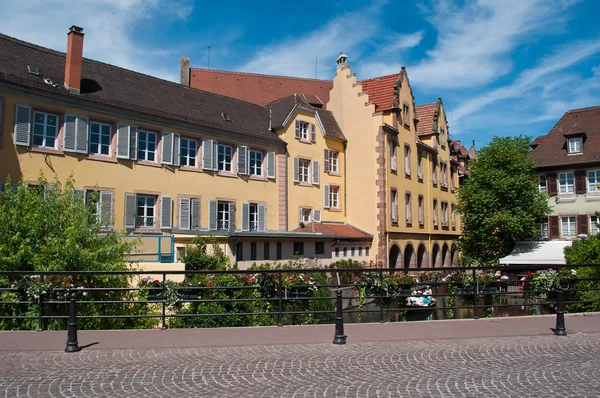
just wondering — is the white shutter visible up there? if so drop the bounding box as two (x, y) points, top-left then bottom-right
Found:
(258, 204), (266, 231)
(116, 124), (130, 159)
(191, 198), (201, 230)
(242, 202), (250, 231)
(75, 116), (88, 153)
(161, 132), (174, 165)
(312, 160), (320, 185)
(209, 200), (217, 230)
(229, 202), (236, 232)
(310, 123), (316, 142)
(14, 105), (31, 146)
(124, 192), (136, 228)
(298, 207), (303, 224)
(203, 139), (214, 170)
(173, 134), (181, 167)
(295, 120), (301, 139)
(63, 114), (77, 152)
(179, 197), (190, 230)
(267, 151), (276, 179)
(324, 184), (330, 208)
(160, 196), (172, 229)
(129, 126), (138, 160)
(100, 191), (113, 228)
(324, 150), (330, 173)
(313, 209), (321, 223)
(293, 157), (299, 183)
(238, 146), (248, 175)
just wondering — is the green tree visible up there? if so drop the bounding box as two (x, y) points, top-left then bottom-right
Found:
(457, 136), (550, 264)
(563, 224), (600, 312)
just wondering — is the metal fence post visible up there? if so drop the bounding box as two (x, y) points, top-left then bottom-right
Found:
(161, 272), (167, 330)
(65, 293), (81, 352)
(379, 268), (385, 323)
(554, 288), (567, 336)
(472, 268), (479, 320)
(37, 274), (44, 331)
(333, 289), (347, 344)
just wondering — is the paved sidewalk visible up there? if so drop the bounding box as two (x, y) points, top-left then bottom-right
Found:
(1, 312), (599, 351)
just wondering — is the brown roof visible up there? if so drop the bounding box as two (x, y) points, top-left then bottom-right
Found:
(359, 73), (399, 111)
(293, 222), (372, 240)
(189, 68), (332, 107)
(531, 105), (600, 168)
(0, 33), (284, 145)
(415, 103), (437, 136)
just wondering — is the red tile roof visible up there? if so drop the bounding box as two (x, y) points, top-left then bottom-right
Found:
(189, 69), (333, 107)
(415, 103), (437, 136)
(293, 222), (372, 240)
(359, 73), (399, 111)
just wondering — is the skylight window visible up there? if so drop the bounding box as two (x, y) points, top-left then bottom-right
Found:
(222, 112), (231, 122)
(28, 65), (39, 75)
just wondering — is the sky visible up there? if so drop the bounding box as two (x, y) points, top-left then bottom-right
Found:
(3, 0), (600, 148)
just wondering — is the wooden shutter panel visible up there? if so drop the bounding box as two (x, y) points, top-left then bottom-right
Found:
(191, 198), (201, 230)
(547, 173), (557, 196)
(577, 214), (589, 235)
(323, 149), (330, 173)
(324, 184), (330, 208)
(258, 204), (266, 231)
(100, 191), (113, 229)
(173, 134), (181, 167)
(312, 160), (320, 184)
(575, 170), (586, 194)
(310, 123), (316, 142)
(129, 126), (138, 160)
(313, 209), (321, 223)
(295, 120), (301, 139)
(124, 192), (136, 228)
(267, 151), (276, 179)
(116, 124), (130, 159)
(293, 157), (299, 182)
(203, 139), (214, 170)
(238, 146), (248, 175)
(161, 132), (174, 165)
(14, 105), (31, 146)
(549, 215), (559, 239)
(179, 197), (190, 230)
(242, 202), (250, 231)
(229, 203), (236, 232)
(160, 196), (172, 229)
(209, 200), (217, 230)
(75, 116), (88, 153)
(63, 114), (77, 152)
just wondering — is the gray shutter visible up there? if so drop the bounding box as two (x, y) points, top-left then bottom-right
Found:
(116, 124), (130, 159)
(298, 207), (303, 224)
(191, 198), (201, 230)
(63, 114), (77, 152)
(242, 202), (250, 231)
(173, 134), (181, 167)
(100, 191), (113, 228)
(238, 146), (248, 175)
(161, 132), (174, 165)
(324, 184), (330, 208)
(179, 197), (190, 230)
(293, 157), (299, 182)
(267, 151), (276, 179)
(312, 160), (320, 185)
(324, 149), (330, 173)
(72, 188), (85, 204)
(203, 139), (213, 170)
(75, 116), (89, 153)
(14, 105), (31, 146)
(295, 120), (301, 139)
(229, 203), (236, 232)
(124, 192), (136, 228)
(310, 123), (316, 142)
(313, 209), (321, 223)
(160, 196), (172, 229)
(129, 126), (138, 160)
(209, 200), (217, 230)
(258, 204), (266, 231)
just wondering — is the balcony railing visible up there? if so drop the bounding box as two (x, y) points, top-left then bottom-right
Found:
(136, 216), (157, 230)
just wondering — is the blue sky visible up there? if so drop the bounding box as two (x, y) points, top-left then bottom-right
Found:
(3, 0), (600, 148)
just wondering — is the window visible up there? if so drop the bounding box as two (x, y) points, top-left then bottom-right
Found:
(89, 122), (111, 156)
(136, 195), (156, 228)
(298, 159), (310, 183)
(568, 137), (582, 154)
(365, 247), (370, 257)
(588, 170), (600, 192)
(417, 152), (423, 180)
(440, 163), (448, 188)
(591, 215), (599, 235)
(561, 216), (576, 237)
(402, 104), (410, 126)
(236, 242), (243, 261)
(329, 186), (340, 209)
(538, 175), (547, 193)
(432, 161), (438, 185)
(180, 138), (197, 167)
(250, 242), (257, 260)
(32, 111), (58, 148)
(440, 128), (446, 148)
(217, 201), (231, 230)
(433, 199), (438, 227)
(315, 242), (325, 255)
(249, 150), (263, 176)
(441, 202), (449, 227)
(389, 141), (397, 171)
(335, 247), (340, 257)
(264, 242), (270, 260)
(137, 131), (156, 161)
(404, 145), (411, 176)
(217, 144), (233, 172)
(86, 190), (113, 229)
(451, 203), (456, 229)
(351, 247), (355, 256)
(300, 208), (311, 224)
(295, 121), (309, 140)
(276, 242), (282, 260)
(293, 242), (304, 256)
(328, 150), (339, 173)
(535, 219), (549, 239)
(358, 247), (363, 256)
(559, 172), (574, 193)
(405, 192), (412, 225)
(418, 195), (424, 226)
(249, 204), (259, 231)
(343, 247), (348, 257)
(391, 189), (398, 223)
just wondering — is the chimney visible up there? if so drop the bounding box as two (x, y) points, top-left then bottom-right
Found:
(64, 25), (84, 94)
(180, 56), (190, 86)
(336, 52), (348, 70)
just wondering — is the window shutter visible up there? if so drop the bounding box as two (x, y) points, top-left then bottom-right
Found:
(14, 105), (31, 146)
(267, 151), (276, 179)
(191, 198), (201, 230)
(203, 139), (214, 170)
(124, 192), (136, 228)
(312, 160), (319, 185)
(179, 197), (190, 230)
(313, 209), (321, 223)
(63, 114), (77, 152)
(258, 204), (266, 231)
(577, 214), (589, 235)
(161, 132), (174, 165)
(160, 196), (172, 229)
(116, 124), (130, 159)
(75, 116), (89, 153)
(100, 191), (113, 228)
(238, 146), (248, 175)
(208, 200), (217, 230)
(173, 134), (181, 167)
(298, 207), (303, 224)
(72, 188), (85, 204)
(129, 126), (138, 160)
(324, 184), (330, 208)
(310, 123), (316, 142)
(293, 157), (299, 183)
(323, 149), (330, 173)
(549, 215), (559, 239)
(242, 202), (250, 231)
(575, 170), (586, 194)
(229, 203), (236, 232)
(547, 173), (557, 196)
(295, 120), (301, 139)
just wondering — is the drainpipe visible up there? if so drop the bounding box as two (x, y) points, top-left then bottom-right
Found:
(343, 140), (347, 221)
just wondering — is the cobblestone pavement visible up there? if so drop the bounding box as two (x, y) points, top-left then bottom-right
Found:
(1, 333), (599, 397)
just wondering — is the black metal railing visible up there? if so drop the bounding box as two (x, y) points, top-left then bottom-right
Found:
(0, 264), (599, 332)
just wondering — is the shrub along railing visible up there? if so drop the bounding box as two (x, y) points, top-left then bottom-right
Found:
(0, 264), (599, 332)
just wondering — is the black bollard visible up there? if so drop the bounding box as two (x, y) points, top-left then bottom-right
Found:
(333, 289), (347, 344)
(554, 289), (567, 336)
(65, 293), (81, 352)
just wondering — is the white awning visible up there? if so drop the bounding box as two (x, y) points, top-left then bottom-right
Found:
(499, 241), (573, 265)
